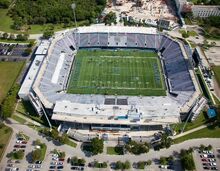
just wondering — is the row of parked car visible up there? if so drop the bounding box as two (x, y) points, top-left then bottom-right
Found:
(5, 135), (28, 171)
(199, 150), (218, 170)
(49, 153), (65, 171)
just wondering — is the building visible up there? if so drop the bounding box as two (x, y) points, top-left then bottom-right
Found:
(18, 40), (50, 100)
(192, 5), (220, 18)
(174, 0), (220, 18)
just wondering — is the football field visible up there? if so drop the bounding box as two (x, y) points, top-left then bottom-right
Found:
(67, 49), (166, 96)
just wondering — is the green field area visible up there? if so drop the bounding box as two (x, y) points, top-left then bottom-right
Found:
(0, 9), (14, 33)
(174, 124), (220, 144)
(68, 49), (165, 96)
(107, 147), (124, 155)
(0, 124), (13, 161)
(213, 66), (220, 86)
(171, 111), (208, 134)
(0, 62), (24, 103)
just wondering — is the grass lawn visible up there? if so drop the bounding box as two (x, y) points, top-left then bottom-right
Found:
(212, 93), (220, 105)
(11, 114), (26, 124)
(171, 111), (208, 134)
(66, 138), (77, 148)
(39, 143), (47, 161)
(196, 68), (213, 103)
(0, 9), (14, 33)
(0, 124), (13, 162)
(17, 131), (30, 141)
(0, 38), (35, 43)
(107, 147), (124, 155)
(0, 61), (25, 103)
(188, 30), (198, 37)
(16, 101), (47, 125)
(174, 124), (220, 144)
(212, 66), (220, 87)
(68, 49), (165, 96)
(27, 123), (42, 131)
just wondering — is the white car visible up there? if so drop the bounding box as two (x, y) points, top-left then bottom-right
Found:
(208, 151), (214, 154)
(209, 158), (216, 162)
(52, 157), (59, 161)
(210, 163), (217, 166)
(52, 154), (58, 157)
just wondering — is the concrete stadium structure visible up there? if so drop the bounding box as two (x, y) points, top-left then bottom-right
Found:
(19, 26), (202, 141)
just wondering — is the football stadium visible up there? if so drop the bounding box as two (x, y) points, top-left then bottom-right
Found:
(19, 26), (202, 141)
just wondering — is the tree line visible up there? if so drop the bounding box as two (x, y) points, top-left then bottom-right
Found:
(8, 0), (106, 30)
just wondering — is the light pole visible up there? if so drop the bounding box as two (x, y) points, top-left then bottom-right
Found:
(71, 3), (77, 29)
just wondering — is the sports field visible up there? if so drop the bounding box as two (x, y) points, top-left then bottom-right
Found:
(67, 49), (166, 96)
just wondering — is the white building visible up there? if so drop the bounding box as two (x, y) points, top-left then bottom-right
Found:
(192, 5), (220, 18)
(18, 40), (50, 100)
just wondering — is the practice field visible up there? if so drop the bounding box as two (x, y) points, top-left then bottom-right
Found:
(67, 49), (166, 96)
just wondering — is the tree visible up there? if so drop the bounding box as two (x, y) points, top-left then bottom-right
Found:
(0, 84), (19, 119)
(146, 160), (152, 165)
(9, 34), (15, 40)
(13, 18), (24, 30)
(2, 32), (8, 39)
(104, 11), (116, 25)
(90, 137), (104, 155)
(137, 161), (146, 169)
(58, 133), (68, 144)
(50, 129), (59, 139)
(31, 149), (41, 162)
(182, 31), (189, 38)
(14, 150), (24, 159)
(115, 161), (124, 170)
(43, 30), (54, 39)
(0, 0), (10, 8)
(124, 160), (131, 169)
(180, 149), (195, 171)
(16, 34), (29, 41)
(28, 40), (35, 48)
(23, 48), (32, 56)
(160, 157), (168, 165)
(125, 140), (150, 155)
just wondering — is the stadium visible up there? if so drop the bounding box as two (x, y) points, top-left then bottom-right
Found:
(19, 26), (202, 141)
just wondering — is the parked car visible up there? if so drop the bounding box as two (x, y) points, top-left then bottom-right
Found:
(35, 161), (42, 164)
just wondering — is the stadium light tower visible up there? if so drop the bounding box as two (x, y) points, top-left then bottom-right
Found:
(71, 3), (77, 29)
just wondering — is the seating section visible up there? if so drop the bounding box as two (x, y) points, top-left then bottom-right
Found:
(160, 36), (195, 95)
(39, 33), (76, 102)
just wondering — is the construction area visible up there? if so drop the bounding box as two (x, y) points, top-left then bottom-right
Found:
(104, 0), (179, 29)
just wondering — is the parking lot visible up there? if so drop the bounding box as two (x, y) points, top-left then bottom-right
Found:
(194, 147), (220, 171)
(0, 43), (29, 57)
(4, 132), (29, 171)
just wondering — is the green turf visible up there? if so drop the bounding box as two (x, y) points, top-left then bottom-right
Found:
(171, 111), (208, 134)
(68, 49), (166, 96)
(66, 139), (77, 148)
(107, 147), (124, 155)
(11, 115), (26, 124)
(0, 61), (25, 103)
(213, 66), (220, 87)
(0, 9), (14, 33)
(174, 124), (220, 144)
(0, 124), (13, 162)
